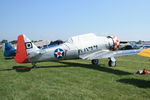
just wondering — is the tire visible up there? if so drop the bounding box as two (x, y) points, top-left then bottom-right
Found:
(108, 60), (116, 67)
(91, 59), (99, 65)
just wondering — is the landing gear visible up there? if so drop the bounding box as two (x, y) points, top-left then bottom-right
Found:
(108, 57), (116, 67)
(91, 59), (99, 65)
(32, 63), (37, 68)
(91, 58), (116, 66)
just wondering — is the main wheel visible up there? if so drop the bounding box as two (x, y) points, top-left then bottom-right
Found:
(108, 60), (116, 67)
(91, 59), (99, 65)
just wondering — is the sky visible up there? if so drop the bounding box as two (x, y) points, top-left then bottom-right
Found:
(0, 0), (150, 41)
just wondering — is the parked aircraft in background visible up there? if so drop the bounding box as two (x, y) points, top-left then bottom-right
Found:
(138, 48), (150, 58)
(15, 33), (143, 67)
(2, 42), (16, 57)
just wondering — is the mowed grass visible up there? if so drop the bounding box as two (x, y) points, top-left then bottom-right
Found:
(0, 49), (150, 100)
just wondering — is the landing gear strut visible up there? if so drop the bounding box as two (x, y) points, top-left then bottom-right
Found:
(91, 59), (99, 65)
(32, 63), (37, 68)
(108, 57), (116, 67)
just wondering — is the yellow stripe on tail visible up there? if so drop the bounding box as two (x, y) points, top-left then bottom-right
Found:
(138, 48), (150, 58)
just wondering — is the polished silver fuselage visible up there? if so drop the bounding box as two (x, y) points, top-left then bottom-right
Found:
(29, 34), (113, 63)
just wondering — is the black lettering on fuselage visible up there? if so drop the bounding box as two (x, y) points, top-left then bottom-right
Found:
(78, 45), (98, 54)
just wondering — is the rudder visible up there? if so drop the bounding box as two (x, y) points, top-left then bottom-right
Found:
(15, 34), (29, 63)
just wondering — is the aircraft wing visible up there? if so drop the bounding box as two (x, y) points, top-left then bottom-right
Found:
(138, 48), (150, 58)
(79, 47), (144, 60)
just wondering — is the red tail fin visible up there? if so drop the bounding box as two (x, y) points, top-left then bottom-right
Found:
(15, 34), (29, 63)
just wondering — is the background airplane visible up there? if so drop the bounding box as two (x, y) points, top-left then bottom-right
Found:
(15, 33), (143, 67)
(2, 42), (16, 57)
(138, 48), (150, 58)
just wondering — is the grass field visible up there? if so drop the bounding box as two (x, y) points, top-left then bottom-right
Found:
(0, 49), (150, 100)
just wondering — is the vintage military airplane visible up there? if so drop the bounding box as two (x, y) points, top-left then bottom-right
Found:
(2, 42), (16, 57)
(15, 33), (143, 67)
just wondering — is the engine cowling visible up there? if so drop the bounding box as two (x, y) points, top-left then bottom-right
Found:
(107, 36), (120, 50)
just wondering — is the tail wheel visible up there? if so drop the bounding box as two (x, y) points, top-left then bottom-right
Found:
(108, 60), (116, 67)
(32, 63), (37, 68)
(91, 59), (99, 65)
